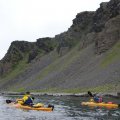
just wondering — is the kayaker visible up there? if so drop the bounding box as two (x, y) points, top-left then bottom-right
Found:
(17, 91), (34, 106)
(23, 91), (34, 106)
(93, 95), (103, 103)
(88, 91), (103, 103)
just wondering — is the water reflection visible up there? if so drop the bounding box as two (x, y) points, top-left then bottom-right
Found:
(0, 95), (120, 120)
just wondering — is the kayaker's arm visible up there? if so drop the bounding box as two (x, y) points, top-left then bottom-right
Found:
(16, 99), (23, 101)
(16, 98), (25, 104)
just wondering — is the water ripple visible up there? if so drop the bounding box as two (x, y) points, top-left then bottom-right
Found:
(0, 95), (120, 120)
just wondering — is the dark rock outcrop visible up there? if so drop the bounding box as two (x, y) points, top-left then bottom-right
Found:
(95, 15), (120, 53)
(2, 41), (35, 63)
(0, 39), (57, 75)
(93, 0), (120, 32)
(28, 48), (38, 63)
(36, 37), (56, 52)
(55, 11), (95, 55)
(0, 41), (35, 75)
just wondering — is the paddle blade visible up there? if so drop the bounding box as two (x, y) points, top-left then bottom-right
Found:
(6, 100), (12, 104)
(48, 104), (54, 111)
(88, 91), (93, 97)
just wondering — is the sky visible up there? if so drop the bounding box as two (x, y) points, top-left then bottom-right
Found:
(0, 0), (109, 60)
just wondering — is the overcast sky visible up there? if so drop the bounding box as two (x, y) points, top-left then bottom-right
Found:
(0, 0), (109, 60)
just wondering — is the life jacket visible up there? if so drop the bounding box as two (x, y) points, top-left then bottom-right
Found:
(98, 97), (103, 103)
(94, 96), (103, 103)
(94, 96), (99, 102)
(23, 95), (33, 105)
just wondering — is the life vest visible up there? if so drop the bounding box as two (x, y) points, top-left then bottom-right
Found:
(23, 95), (33, 105)
(94, 96), (103, 103)
(98, 97), (103, 103)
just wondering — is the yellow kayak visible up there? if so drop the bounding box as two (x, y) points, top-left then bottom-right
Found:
(13, 103), (53, 111)
(81, 102), (119, 109)
(6, 100), (54, 111)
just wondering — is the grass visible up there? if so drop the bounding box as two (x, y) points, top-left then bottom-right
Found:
(86, 84), (119, 92)
(56, 83), (120, 93)
(101, 41), (120, 67)
(0, 55), (29, 82)
(30, 88), (60, 93)
(23, 82), (120, 94)
(14, 87), (25, 92)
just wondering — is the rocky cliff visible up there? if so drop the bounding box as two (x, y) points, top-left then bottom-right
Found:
(0, 0), (120, 92)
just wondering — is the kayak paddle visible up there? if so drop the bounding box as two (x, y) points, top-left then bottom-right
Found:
(88, 91), (94, 97)
(6, 100), (13, 104)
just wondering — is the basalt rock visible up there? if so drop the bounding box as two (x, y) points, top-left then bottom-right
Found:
(0, 38), (57, 75)
(93, 0), (120, 33)
(55, 11), (95, 55)
(95, 15), (120, 54)
(36, 37), (56, 53)
(0, 41), (35, 75)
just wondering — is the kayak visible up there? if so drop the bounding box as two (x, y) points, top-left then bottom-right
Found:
(8, 103), (54, 111)
(14, 103), (53, 111)
(6, 100), (54, 112)
(81, 102), (119, 109)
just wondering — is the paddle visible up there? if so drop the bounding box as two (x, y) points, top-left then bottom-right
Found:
(88, 91), (94, 97)
(6, 99), (19, 104)
(48, 104), (54, 110)
(6, 100), (14, 104)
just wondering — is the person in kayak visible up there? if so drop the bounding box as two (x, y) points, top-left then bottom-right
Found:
(88, 91), (103, 103)
(22, 91), (34, 106)
(93, 96), (103, 103)
(17, 91), (34, 106)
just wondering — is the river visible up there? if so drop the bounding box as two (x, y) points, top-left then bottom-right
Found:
(0, 95), (120, 120)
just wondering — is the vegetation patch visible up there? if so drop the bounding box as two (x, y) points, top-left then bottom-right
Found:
(101, 41), (120, 67)
(31, 87), (60, 93)
(15, 87), (25, 92)
(57, 83), (120, 93)
(0, 55), (29, 82)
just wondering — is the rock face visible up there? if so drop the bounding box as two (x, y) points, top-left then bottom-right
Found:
(93, 0), (120, 53)
(0, 39), (57, 76)
(0, 41), (35, 75)
(55, 11), (95, 50)
(0, 0), (120, 92)
(36, 37), (55, 52)
(95, 15), (120, 53)
(93, 0), (120, 32)
(55, 0), (120, 54)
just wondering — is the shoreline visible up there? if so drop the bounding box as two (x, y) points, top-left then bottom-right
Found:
(0, 91), (120, 98)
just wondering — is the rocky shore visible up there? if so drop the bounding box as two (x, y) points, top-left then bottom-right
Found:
(0, 91), (120, 98)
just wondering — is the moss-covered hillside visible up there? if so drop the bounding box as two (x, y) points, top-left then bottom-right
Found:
(0, 0), (120, 93)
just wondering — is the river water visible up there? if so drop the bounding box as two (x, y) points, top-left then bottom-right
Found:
(0, 95), (120, 120)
